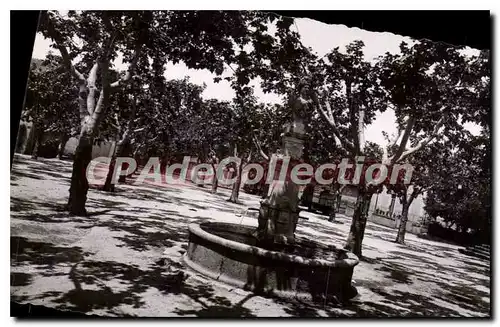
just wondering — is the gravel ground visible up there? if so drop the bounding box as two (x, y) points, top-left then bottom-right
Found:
(10, 154), (491, 317)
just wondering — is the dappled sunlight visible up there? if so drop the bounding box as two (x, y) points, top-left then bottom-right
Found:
(10, 155), (490, 317)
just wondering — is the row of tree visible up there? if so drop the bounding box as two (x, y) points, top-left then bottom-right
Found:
(23, 10), (490, 257)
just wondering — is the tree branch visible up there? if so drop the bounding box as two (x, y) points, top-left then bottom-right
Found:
(409, 186), (421, 205)
(126, 94), (138, 131)
(251, 130), (269, 161)
(398, 117), (445, 162)
(358, 106), (365, 152)
(390, 116), (416, 163)
(346, 81), (360, 152)
(44, 15), (85, 82)
(316, 99), (333, 124)
(313, 94), (354, 152)
(392, 126), (404, 148)
(382, 145), (389, 164)
(110, 44), (143, 89)
(89, 92), (105, 131)
(86, 63), (99, 114)
(246, 149), (253, 163)
(101, 12), (119, 60)
(78, 84), (88, 123)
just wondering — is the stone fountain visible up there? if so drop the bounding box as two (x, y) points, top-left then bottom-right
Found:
(183, 95), (359, 304)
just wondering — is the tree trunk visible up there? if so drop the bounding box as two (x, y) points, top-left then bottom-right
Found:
(395, 190), (416, 244)
(58, 133), (69, 159)
(329, 185), (343, 222)
(196, 157), (205, 188)
(301, 183), (315, 210)
(261, 183), (270, 199)
(395, 202), (410, 244)
(211, 163), (218, 193)
(117, 142), (132, 183)
(31, 126), (43, 159)
(15, 124), (27, 154)
(228, 161), (243, 203)
(344, 189), (373, 258)
(328, 208), (336, 222)
(66, 128), (93, 216)
(102, 138), (129, 192)
(336, 192), (342, 212)
(388, 194), (397, 216)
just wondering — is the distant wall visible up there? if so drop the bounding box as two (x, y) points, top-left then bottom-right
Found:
(337, 187), (428, 236)
(369, 212), (427, 235)
(371, 190), (426, 221)
(370, 213), (396, 229)
(64, 137), (116, 159)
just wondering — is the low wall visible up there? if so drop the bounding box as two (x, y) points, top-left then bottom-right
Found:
(369, 213), (426, 235)
(64, 137), (116, 159)
(401, 221), (427, 235)
(338, 208), (427, 236)
(369, 213), (397, 229)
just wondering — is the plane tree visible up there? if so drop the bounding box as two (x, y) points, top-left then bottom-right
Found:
(23, 54), (80, 159)
(424, 131), (490, 240)
(380, 43), (490, 246)
(39, 10), (292, 215)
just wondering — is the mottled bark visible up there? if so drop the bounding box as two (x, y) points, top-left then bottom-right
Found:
(395, 189), (417, 244)
(211, 163), (218, 193)
(336, 192), (342, 212)
(211, 170), (218, 193)
(102, 138), (129, 192)
(66, 128), (93, 216)
(395, 203), (410, 244)
(344, 189), (373, 258)
(15, 124), (27, 153)
(45, 13), (146, 214)
(388, 194), (397, 216)
(209, 152), (220, 193)
(31, 125), (44, 159)
(228, 161), (243, 203)
(58, 133), (69, 159)
(328, 184), (343, 222)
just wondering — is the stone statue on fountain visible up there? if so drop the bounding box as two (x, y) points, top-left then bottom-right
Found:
(253, 85), (310, 246)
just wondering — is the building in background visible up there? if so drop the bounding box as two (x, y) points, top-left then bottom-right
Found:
(340, 185), (429, 235)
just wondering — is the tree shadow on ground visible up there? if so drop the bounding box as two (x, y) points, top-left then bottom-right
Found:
(11, 272), (32, 287)
(346, 287), (489, 317)
(13, 249), (258, 317)
(297, 220), (346, 240)
(173, 293), (256, 317)
(122, 184), (247, 216)
(347, 249), (490, 317)
(11, 170), (45, 181)
(11, 237), (91, 271)
(11, 197), (111, 225)
(10, 155), (491, 317)
(290, 215), (490, 317)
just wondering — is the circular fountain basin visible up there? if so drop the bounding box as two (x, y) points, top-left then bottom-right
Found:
(183, 222), (359, 303)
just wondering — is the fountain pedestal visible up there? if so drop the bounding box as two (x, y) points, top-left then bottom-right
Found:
(253, 118), (305, 245)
